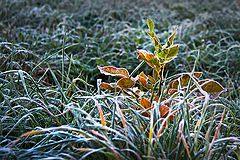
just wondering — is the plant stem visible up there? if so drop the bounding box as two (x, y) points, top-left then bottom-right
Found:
(157, 64), (165, 98)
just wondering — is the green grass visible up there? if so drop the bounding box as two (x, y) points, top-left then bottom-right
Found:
(0, 0), (240, 159)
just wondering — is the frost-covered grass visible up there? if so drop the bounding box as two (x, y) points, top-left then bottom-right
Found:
(0, 0), (239, 159)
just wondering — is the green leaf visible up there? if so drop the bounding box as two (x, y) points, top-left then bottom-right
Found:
(147, 18), (154, 32)
(167, 30), (176, 47)
(166, 44), (179, 59)
(156, 51), (165, 59)
(156, 44), (179, 63)
(147, 31), (162, 52)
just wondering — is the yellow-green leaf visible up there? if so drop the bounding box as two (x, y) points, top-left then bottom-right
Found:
(156, 51), (165, 60)
(146, 31), (162, 52)
(166, 44), (179, 60)
(167, 30), (176, 47)
(199, 79), (225, 98)
(147, 18), (154, 32)
(147, 75), (156, 84)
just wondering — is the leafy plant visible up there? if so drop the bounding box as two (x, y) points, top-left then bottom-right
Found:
(98, 18), (224, 120)
(96, 19), (236, 159)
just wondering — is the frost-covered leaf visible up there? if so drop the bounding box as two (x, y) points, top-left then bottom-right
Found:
(137, 50), (160, 68)
(98, 66), (129, 78)
(99, 82), (120, 91)
(138, 71), (148, 86)
(147, 18), (154, 32)
(117, 78), (135, 89)
(166, 44), (179, 60)
(140, 97), (152, 109)
(167, 31), (176, 46)
(168, 72), (203, 93)
(199, 79), (225, 98)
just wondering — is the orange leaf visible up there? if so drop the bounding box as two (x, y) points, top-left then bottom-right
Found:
(168, 88), (178, 95)
(167, 72), (203, 93)
(154, 96), (159, 102)
(137, 50), (154, 62)
(160, 104), (175, 121)
(193, 72), (203, 78)
(117, 78), (135, 89)
(138, 72), (148, 86)
(137, 50), (160, 68)
(98, 66), (129, 78)
(99, 82), (120, 91)
(159, 104), (170, 118)
(140, 97), (152, 109)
